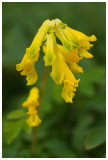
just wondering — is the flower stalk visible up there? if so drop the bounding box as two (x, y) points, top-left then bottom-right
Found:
(31, 67), (49, 154)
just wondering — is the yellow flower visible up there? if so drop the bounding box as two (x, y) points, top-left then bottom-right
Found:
(17, 19), (97, 103)
(16, 19), (50, 85)
(55, 19), (80, 49)
(50, 53), (65, 84)
(16, 54), (38, 85)
(55, 18), (96, 59)
(26, 19), (50, 61)
(44, 20), (56, 66)
(22, 87), (39, 107)
(22, 87), (41, 127)
(67, 26), (97, 58)
(54, 21), (73, 52)
(50, 51), (80, 103)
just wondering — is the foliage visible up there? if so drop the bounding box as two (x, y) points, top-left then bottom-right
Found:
(85, 127), (106, 150)
(2, 2), (106, 158)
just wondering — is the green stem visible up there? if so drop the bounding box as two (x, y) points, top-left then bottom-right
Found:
(31, 67), (49, 154)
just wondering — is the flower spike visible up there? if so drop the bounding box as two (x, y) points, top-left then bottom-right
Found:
(16, 19), (97, 103)
(22, 87), (41, 127)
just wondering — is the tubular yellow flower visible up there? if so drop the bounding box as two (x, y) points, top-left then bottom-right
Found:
(54, 23), (73, 52)
(44, 20), (56, 66)
(50, 53), (65, 84)
(55, 19), (80, 48)
(50, 52), (80, 102)
(16, 19), (50, 85)
(22, 87), (41, 127)
(55, 18), (96, 59)
(16, 18), (97, 103)
(22, 87), (39, 107)
(26, 19), (50, 61)
(67, 26), (97, 57)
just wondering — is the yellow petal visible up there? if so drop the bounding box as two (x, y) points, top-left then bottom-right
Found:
(51, 51), (80, 88)
(22, 87), (39, 107)
(67, 26), (96, 50)
(26, 47), (39, 62)
(79, 49), (93, 58)
(27, 19), (50, 61)
(79, 39), (93, 50)
(70, 63), (84, 74)
(67, 27), (89, 41)
(61, 81), (77, 103)
(63, 63), (80, 88)
(16, 54), (33, 72)
(44, 32), (56, 66)
(54, 24), (73, 52)
(58, 44), (80, 63)
(55, 19), (79, 48)
(16, 54), (38, 85)
(50, 53), (64, 84)
(61, 87), (75, 103)
(27, 106), (37, 115)
(64, 81), (76, 92)
(26, 114), (41, 127)
(88, 35), (97, 41)
(26, 69), (38, 86)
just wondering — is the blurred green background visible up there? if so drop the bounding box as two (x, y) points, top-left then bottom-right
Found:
(2, 2), (106, 158)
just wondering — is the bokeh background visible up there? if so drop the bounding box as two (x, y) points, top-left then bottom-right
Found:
(2, 2), (106, 158)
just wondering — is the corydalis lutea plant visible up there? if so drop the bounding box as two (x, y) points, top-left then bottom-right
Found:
(16, 19), (96, 126)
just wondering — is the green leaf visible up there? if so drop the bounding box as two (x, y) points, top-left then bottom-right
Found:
(85, 127), (106, 150)
(4, 119), (24, 144)
(7, 109), (26, 120)
(45, 138), (76, 158)
(72, 113), (93, 151)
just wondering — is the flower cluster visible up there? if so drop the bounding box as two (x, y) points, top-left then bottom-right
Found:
(22, 87), (41, 127)
(16, 19), (96, 103)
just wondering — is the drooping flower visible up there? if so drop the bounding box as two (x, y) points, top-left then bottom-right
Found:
(66, 26), (96, 58)
(54, 19), (80, 52)
(49, 50), (80, 103)
(16, 19), (50, 85)
(44, 20), (56, 66)
(16, 54), (38, 85)
(55, 18), (96, 58)
(16, 18), (97, 103)
(22, 87), (41, 127)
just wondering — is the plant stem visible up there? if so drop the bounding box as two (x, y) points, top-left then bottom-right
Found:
(31, 67), (49, 154)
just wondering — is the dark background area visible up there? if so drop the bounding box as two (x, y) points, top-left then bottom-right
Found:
(2, 2), (106, 158)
